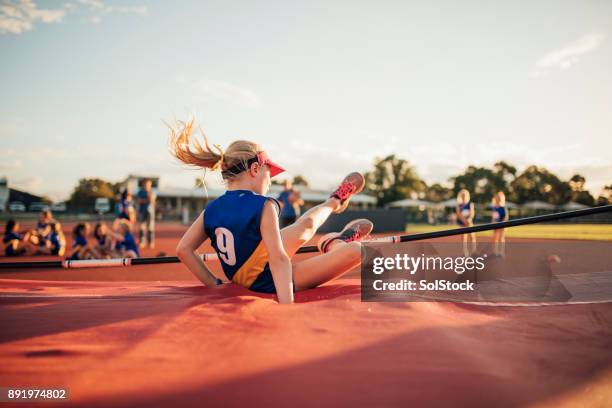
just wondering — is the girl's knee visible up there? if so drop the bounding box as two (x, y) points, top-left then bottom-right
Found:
(341, 241), (362, 259)
(297, 215), (315, 232)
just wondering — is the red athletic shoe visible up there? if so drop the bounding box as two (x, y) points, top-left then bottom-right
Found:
(317, 218), (374, 253)
(330, 172), (365, 213)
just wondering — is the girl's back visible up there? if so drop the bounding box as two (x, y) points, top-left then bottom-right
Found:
(205, 190), (279, 287)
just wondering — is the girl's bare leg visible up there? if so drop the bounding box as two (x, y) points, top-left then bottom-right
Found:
(498, 229), (506, 256)
(292, 240), (361, 290)
(470, 232), (477, 254)
(280, 198), (340, 257)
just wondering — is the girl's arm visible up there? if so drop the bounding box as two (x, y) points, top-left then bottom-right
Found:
(69, 244), (82, 258)
(260, 200), (293, 304)
(469, 203), (475, 221)
(176, 211), (220, 287)
(106, 229), (125, 242)
(57, 237), (66, 257)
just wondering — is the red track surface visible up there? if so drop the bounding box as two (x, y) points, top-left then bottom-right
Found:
(1, 222), (611, 407)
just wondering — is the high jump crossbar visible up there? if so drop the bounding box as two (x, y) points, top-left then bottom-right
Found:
(0, 205), (610, 270)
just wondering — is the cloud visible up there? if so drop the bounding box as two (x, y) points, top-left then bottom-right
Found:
(77, 0), (147, 24)
(195, 79), (261, 108)
(0, 0), (65, 34)
(530, 33), (604, 77)
(0, 0), (146, 34)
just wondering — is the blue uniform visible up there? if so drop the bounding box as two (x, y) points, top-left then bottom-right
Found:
(3, 231), (23, 256)
(278, 190), (296, 218)
(116, 232), (140, 257)
(96, 234), (107, 248)
(492, 205), (507, 222)
(457, 202), (472, 226)
(204, 190), (281, 294)
(48, 232), (64, 256)
(118, 198), (132, 220)
(36, 221), (49, 246)
(69, 235), (88, 260)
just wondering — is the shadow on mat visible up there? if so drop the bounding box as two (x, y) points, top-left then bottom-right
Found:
(0, 282), (360, 343)
(85, 303), (612, 408)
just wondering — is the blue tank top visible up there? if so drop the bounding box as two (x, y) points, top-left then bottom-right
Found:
(116, 232), (139, 257)
(73, 235), (87, 248)
(49, 232), (64, 255)
(278, 190), (296, 217)
(457, 202), (472, 226)
(69, 235), (87, 260)
(96, 234), (107, 247)
(492, 205), (507, 222)
(204, 190), (279, 291)
(3, 231), (22, 256)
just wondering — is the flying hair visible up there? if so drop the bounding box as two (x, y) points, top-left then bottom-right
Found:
(167, 117), (262, 180)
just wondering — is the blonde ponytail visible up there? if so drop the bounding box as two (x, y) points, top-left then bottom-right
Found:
(168, 117), (224, 170)
(168, 117), (263, 180)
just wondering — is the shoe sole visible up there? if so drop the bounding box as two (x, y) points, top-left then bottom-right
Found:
(333, 172), (366, 213)
(341, 218), (374, 237)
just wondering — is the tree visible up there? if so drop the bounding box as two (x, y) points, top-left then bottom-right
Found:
(68, 178), (116, 211)
(597, 184), (612, 206)
(365, 155), (425, 206)
(568, 174), (595, 206)
(272, 176), (309, 187)
(292, 175), (309, 186)
(424, 183), (453, 202)
(510, 166), (571, 205)
(451, 166), (507, 203)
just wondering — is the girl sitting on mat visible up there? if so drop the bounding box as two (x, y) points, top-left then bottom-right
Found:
(170, 118), (373, 304)
(456, 188), (477, 256)
(68, 223), (101, 260)
(491, 191), (509, 257)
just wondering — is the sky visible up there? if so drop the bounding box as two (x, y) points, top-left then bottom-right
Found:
(1, 0), (611, 201)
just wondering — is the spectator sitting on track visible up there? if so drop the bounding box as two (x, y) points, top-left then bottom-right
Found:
(47, 222), (66, 257)
(93, 222), (115, 258)
(113, 219), (140, 259)
(68, 223), (101, 260)
(28, 209), (53, 249)
(3, 219), (36, 256)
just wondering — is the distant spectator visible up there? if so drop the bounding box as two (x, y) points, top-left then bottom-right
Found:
(68, 223), (101, 260)
(456, 189), (477, 256)
(114, 219), (140, 258)
(278, 180), (304, 228)
(3, 219), (35, 256)
(491, 191), (509, 257)
(116, 190), (135, 223)
(137, 179), (156, 248)
(94, 222), (114, 258)
(30, 209), (53, 248)
(47, 222), (66, 257)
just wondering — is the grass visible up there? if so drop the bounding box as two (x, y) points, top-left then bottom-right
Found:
(406, 223), (612, 241)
